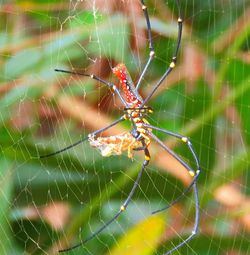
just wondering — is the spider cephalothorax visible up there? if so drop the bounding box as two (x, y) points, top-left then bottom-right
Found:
(40, 1), (200, 255)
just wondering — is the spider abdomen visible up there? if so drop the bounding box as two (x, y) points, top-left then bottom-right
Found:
(112, 63), (143, 107)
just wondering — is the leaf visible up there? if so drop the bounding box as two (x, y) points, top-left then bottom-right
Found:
(4, 48), (42, 78)
(87, 15), (130, 62)
(108, 214), (166, 255)
(234, 78), (250, 146)
(0, 85), (43, 122)
(188, 235), (250, 254)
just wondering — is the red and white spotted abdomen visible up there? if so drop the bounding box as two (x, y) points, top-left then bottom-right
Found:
(112, 63), (143, 108)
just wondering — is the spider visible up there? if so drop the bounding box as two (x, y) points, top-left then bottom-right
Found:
(40, 1), (200, 254)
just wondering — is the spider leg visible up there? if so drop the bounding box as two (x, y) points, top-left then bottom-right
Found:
(55, 69), (140, 132)
(135, 0), (155, 90)
(58, 147), (151, 253)
(143, 124), (200, 214)
(147, 131), (195, 175)
(39, 116), (125, 158)
(141, 0), (183, 107)
(146, 130), (199, 255)
(55, 68), (128, 107)
(163, 181), (199, 255)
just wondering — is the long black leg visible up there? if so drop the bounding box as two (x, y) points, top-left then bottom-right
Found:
(39, 116), (125, 158)
(145, 130), (199, 254)
(143, 124), (200, 214)
(153, 173), (199, 215)
(143, 123), (200, 165)
(164, 181), (199, 255)
(141, 0), (183, 107)
(145, 130), (200, 214)
(135, 0), (155, 90)
(58, 148), (151, 253)
(147, 131), (195, 175)
(55, 69), (128, 107)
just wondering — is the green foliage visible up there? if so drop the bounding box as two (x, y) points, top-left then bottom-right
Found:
(0, 157), (15, 254)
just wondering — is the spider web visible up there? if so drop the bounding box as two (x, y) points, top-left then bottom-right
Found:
(1, 0), (250, 255)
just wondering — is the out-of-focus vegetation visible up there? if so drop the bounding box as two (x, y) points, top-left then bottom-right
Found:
(1, 0), (250, 254)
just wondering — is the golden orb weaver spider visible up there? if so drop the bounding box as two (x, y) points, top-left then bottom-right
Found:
(40, 0), (200, 254)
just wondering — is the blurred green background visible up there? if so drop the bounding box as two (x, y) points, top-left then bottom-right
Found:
(1, 0), (250, 254)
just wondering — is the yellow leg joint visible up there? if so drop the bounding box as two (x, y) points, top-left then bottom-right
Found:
(189, 170), (195, 177)
(181, 137), (188, 143)
(170, 62), (175, 68)
(150, 50), (155, 57)
(145, 155), (151, 161)
(123, 114), (129, 120)
(120, 205), (125, 211)
(178, 17), (183, 23)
